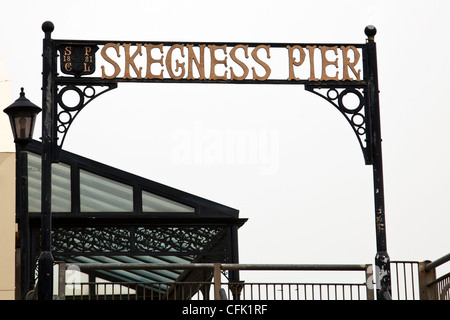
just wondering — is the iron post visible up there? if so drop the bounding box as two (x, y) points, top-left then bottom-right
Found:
(16, 143), (31, 299)
(37, 21), (56, 300)
(365, 25), (392, 300)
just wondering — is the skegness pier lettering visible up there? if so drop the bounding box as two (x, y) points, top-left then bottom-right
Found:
(59, 42), (363, 83)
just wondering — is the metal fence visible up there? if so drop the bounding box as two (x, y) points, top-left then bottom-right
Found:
(56, 263), (374, 301)
(420, 253), (450, 300)
(62, 281), (372, 301)
(433, 275), (450, 300)
(42, 253), (449, 300)
(226, 282), (369, 300)
(390, 261), (420, 300)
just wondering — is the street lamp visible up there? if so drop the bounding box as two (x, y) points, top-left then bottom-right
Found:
(3, 88), (41, 143)
(4, 88), (41, 299)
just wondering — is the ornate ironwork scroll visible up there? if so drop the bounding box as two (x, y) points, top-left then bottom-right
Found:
(48, 37), (373, 164)
(305, 85), (372, 164)
(52, 226), (227, 259)
(54, 82), (117, 158)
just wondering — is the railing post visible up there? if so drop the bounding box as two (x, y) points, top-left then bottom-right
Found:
(89, 273), (96, 299)
(57, 262), (66, 300)
(365, 264), (375, 300)
(214, 263), (222, 300)
(419, 261), (436, 300)
(229, 281), (244, 300)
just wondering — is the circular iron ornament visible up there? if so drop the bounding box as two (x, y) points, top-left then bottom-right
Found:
(357, 127), (366, 135)
(58, 85), (85, 111)
(57, 110), (73, 134)
(327, 88), (339, 101)
(338, 89), (364, 114)
(58, 110), (72, 125)
(83, 86), (96, 98)
(351, 114), (366, 136)
(57, 124), (67, 134)
(351, 113), (365, 126)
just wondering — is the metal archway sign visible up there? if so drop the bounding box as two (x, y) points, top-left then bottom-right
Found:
(38, 21), (391, 300)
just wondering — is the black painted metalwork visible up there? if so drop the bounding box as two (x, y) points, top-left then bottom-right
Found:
(52, 226), (228, 258)
(3, 89), (42, 144)
(305, 86), (372, 164)
(47, 36), (371, 165)
(38, 21), (56, 301)
(55, 82), (117, 157)
(364, 25), (391, 300)
(29, 21), (391, 300)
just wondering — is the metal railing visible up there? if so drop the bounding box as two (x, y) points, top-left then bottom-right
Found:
(25, 252), (448, 300)
(61, 281), (372, 301)
(56, 262), (374, 300)
(390, 261), (420, 300)
(420, 253), (450, 300)
(388, 256), (450, 300)
(226, 282), (369, 300)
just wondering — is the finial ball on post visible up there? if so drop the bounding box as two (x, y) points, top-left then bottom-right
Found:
(42, 21), (54, 34)
(365, 25), (377, 39)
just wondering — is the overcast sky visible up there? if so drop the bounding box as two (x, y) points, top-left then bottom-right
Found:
(1, 0), (449, 282)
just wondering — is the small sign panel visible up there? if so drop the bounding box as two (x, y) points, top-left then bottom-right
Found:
(58, 45), (99, 77)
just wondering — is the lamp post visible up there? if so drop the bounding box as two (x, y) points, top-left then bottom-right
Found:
(3, 88), (41, 299)
(6, 21), (57, 301)
(4, 21), (56, 302)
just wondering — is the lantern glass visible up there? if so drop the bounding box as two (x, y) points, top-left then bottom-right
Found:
(12, 111), (35, 140)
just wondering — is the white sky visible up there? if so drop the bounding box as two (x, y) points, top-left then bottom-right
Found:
(1, 0), (449, 281)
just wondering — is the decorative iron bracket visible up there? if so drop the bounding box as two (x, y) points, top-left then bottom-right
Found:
(305, 84), (373, 165)
(52, 81), (117, 160)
